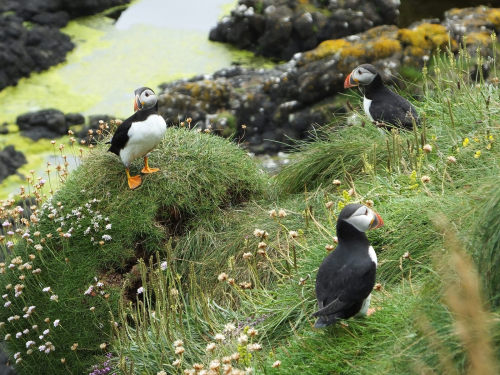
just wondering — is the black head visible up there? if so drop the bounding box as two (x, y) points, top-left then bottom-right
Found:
(133, 87), (158, 112)
(336, 203), (384, 240)
(344, 64), (380, 88)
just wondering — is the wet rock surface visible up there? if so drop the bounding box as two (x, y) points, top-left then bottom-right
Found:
(209, 0), (400, 60)
(16, 109), (69, 140)
(0, 146), (27, 183)
(160, 6), (500, 154)
(0, 0), (130, 90)
(15, 108), (117, 143)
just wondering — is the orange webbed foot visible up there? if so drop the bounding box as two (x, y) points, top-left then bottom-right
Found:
(126, 168), (142, 189)
(141, 166), (159, 174)
(127, 174), (142, 189)
(141, 156), (160, 174)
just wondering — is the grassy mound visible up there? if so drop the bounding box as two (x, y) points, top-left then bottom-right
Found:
(1, 47), (500, 375)
(474, 183), (500, 307)
(114, 49), (500, 375)
(0, 127), (267, 374)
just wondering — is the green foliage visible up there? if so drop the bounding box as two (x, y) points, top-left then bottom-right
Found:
(114, 45), (500, 374)
(474, 183), (500, 307)
(2, 44), (500, 375)
(0, 128), (267, 374)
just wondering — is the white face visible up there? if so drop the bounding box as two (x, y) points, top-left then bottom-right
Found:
(137, 88), (157, 110)
(351, 66), (377, 86)
(344, 205), (378, 232)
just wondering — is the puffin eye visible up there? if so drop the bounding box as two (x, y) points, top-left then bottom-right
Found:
(145, 93), (150, 97)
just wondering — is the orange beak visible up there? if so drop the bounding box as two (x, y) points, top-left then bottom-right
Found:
(344, 72), (358, 89)
(133, 95), (140, 112)
(370, 211), (384, 230)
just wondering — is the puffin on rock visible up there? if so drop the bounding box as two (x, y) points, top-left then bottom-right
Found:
(313, 203), (383, 328)
(108, 87), (166, 189)
(344, 64), (419, 129)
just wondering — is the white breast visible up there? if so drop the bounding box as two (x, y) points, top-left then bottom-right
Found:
(120, 114), (167, 166)
(363, 96), (374, 121)
(368, 245), (377, 266)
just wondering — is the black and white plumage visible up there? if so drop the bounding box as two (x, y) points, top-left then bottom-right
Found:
(313, 203), (384, 328)
(108, 87), (166, 189)
(344, 64), (419, 129)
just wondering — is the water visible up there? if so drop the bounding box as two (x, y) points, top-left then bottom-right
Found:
(0, 0), (248, 124)
(0, 0), (266, 198)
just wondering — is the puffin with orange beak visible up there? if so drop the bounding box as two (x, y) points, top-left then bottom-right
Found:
(344, 64), (419, 129)
(313, 203), (384, 328)
(108, 87), (166, 189)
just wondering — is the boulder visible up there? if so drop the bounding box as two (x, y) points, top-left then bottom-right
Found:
(0, 146), (27, 183)
(17, 109), (68, 140)
(31, 11), (70, 27)
(160, 6), (499, 154)
(77, 115), (118, 144)
(65, 113), (85, 125)
(209, 0), (400, 60)
(0, 0), (131, 90)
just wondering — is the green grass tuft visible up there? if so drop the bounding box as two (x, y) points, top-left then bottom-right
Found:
(0, 127), (267, 374)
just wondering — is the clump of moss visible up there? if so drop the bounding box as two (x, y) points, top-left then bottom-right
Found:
(179, 80), (230, 108)
(371, 36), (402, 58)
(303, 39), (351, 61)
(0, 127), (268, 374)
(398, 23), (456, 51)
(339, 44), (366, 59)
(300, 25), (403, 66)
(488, 8), (500, 27)
(464, 31), (492, 46)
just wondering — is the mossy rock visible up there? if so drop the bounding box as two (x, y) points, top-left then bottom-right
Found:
(398, 23), (457, 51)
(179, 80), (231, 108)
(0, 127), (268, 374)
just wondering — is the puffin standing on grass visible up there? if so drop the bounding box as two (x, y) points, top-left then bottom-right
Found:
(313, 203), (384, 328)
(108, 87), (166, 189)
(344, 64), (419, 129)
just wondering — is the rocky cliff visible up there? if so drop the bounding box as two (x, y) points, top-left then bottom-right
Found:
(159, 6), (500, 153)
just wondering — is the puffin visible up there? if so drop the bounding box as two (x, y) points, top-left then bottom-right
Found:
(108, 87), (166, 189)
(313, 203), (384, 328)
(344, 64), (419, 129)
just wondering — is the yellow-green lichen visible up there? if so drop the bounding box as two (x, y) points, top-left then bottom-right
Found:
(464, 32), (493, 46)
(487, 9), (500, 27)
(398, 23), (454, 51)
(304, 39), (351, 61)
(339, 44), (366, 59)
(371, 37), (402, 58)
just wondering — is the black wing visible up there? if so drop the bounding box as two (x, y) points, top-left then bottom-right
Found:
(314, 253), (376, 319)
(370, 88), (419, 129)
(108, 116), (133, 156)
(107, 108), (157, 156)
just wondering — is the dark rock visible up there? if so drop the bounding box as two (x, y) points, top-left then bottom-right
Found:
(31, 11), (69, 27)
(0, 0), (131, 90)
(160, 6), (499, 154)
(0, 0), (131, 19)
(77, 115), (118, 144)
(0, 146), (27, 183)
(209, 0), (400, 60)
(17, 109), (68, 140)
(0, 123), (8, 135)
(0, 13), (73, 90)
(88, 115), (116, 129)
(65, 113), (85, 125)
